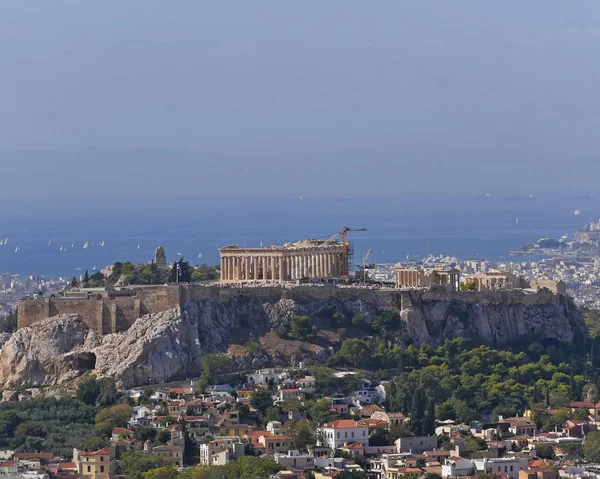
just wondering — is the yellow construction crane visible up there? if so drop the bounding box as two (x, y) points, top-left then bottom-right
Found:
(341, 226), (366, 278)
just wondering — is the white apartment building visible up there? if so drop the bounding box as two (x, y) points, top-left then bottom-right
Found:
(318, 420), (369, 449)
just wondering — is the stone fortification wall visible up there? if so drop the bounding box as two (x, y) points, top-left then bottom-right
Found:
(18, 286), (182, 334)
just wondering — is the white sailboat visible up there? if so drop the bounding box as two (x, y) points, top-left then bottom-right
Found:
(48, 239), (52, 247)
(516, 217), (519, 224)
(59, 245), (63, 251)
(198, 252), (203, 259)
(14, 246), (19, 253)
(100, 240), (105, 247)
(574, 209), (582, 216)
(137, 244), (140, 250)
(83, 242), (89, 249)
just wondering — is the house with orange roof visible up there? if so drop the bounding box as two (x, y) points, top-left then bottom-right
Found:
(219, 423), (254, 438)
(359, 404), (383, 417)
(358, 418), (388, 432)
(519, 468), (559, 479)
(371, 411), (407, 427)
(237, 388), (254, 400)
(168, 400), (185, 414)
(168, 386), (193, 397)
(279, 388), (303, 402)
(318, 420), (369, 449)
(339, 442), (365, 458)
(73, 447), (116, 479)
(257, 433), (294, 454)
(297, 377), (316, 393)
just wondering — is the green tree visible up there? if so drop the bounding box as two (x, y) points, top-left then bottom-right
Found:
(170, 258), (193, 283)
(120, 451), (174, 479)
(78, 376), (101, 406)
(410, 389), (426, 436)
(97, 377), (120, 407)
(337, 339), (370, 368)
(573, 407), (590, 420)
(143, 467), (179, 479)
(460, 281), (477, 291)
(136, 427), (157, 443)
(250, 389), (274, 416)
(369, 427), (391, 446)
(200, 353), (232, 386)
(307, 398), (336, 425)
(261, 406), (282, 426)
(155, 429), (171, 445)
(534, 443), (555, 459)
(290, 316), (313, 340)
(83, 270), (89, 285)
(80, 435), (110, 452)
(423, 397), (436, 436)
(95, 404), (132, 437)
(585, 431), (600, 462)
(289, 420), (316, 452)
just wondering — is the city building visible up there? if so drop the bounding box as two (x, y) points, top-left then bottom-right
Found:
(73, 448), (116, 479)
(395, 436), (438, 453)
(273, 450), (315, 470)
(318, 420), (369, 449)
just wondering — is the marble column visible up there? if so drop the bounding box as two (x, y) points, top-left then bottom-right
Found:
(293, 256), (299, 279)
(280, 257), (286, 281)
(335, 253), (341, 277)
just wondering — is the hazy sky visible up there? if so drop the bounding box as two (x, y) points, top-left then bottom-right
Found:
(2, 1), (600, 197)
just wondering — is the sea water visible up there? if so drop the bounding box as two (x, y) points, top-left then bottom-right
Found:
(0, 193), (596, 277)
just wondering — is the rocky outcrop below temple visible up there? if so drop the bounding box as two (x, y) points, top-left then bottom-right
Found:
(0, 287), (588, 389)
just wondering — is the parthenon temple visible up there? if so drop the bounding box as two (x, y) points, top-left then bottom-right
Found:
(219, 240), (345, 282)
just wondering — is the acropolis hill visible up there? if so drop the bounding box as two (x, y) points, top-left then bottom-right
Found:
(17, 283), (584, 345)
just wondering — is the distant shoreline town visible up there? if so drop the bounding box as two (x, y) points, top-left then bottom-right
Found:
(4, 217), (600, 321)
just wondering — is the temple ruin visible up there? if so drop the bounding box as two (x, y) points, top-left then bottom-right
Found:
(219, 239), (345, 282)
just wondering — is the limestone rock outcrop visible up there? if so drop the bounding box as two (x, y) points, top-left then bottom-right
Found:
(92, 308), (202, 388)
(0, 289), (588, 389)
(0, 315), (100, 388)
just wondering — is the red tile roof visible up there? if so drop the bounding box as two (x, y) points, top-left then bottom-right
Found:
(77, 448), (113, 457)
(324, 419), (362, 429)
(14, 453), (53, 460)
(343, 442), (364, 449)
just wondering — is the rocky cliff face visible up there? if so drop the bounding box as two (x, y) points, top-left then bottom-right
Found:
(0, 315), (99, 388)
(0, 289), (587, 389)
